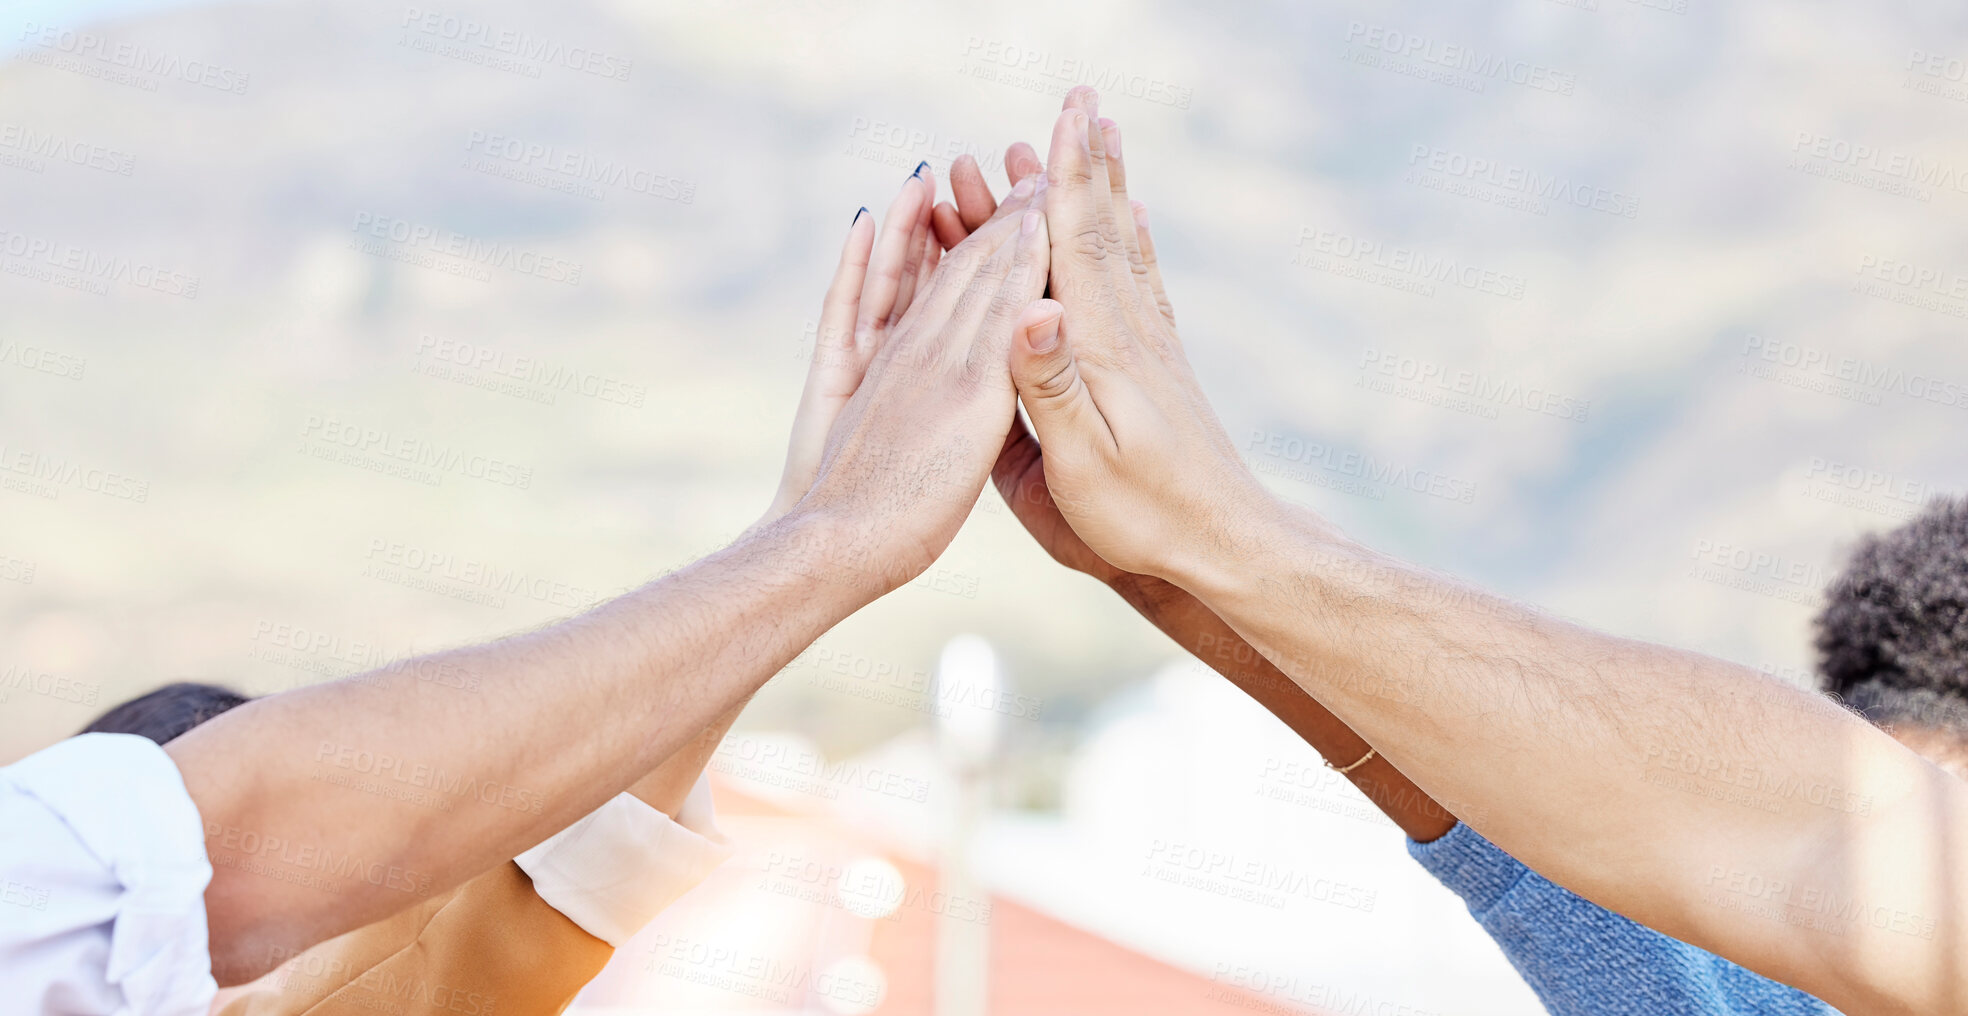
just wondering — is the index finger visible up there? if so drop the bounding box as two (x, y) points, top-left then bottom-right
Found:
(951, 153), (997, 232)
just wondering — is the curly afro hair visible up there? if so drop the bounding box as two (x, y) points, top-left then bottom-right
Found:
(1815, 497), (1968, 736)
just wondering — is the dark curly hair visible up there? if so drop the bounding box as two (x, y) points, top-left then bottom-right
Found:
(1816, 497), (1968, 737)
(78, 681), (252, 745)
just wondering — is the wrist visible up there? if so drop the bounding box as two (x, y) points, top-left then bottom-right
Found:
(1160, 482), (1290, 593)
(1168, 491), (1357, 618)
(1105, 570), (1185, 627)
(760, 501), (925, 602)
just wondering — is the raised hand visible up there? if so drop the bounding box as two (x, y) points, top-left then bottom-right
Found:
(765, 165), (941, 523)
(1004, 88), (1284, 587)
(786, 168), (1052, 595)
(919, 126), (1456, 843)
(930, 144), (1046, 251)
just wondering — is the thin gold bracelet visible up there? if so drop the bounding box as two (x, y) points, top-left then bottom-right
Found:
(1326, 747), (1377, 775)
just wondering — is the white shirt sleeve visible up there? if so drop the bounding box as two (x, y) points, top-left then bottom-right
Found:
(0, 733), (217, 1016)
(513, 774), (732, 948)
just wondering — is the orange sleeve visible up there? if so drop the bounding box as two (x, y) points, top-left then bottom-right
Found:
(212, 861), (616, 1016)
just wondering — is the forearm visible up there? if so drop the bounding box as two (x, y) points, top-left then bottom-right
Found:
(1107, 573), (1455, 841)
(172, 510), (876, 983)
(627, 703), (745, 816)
(1180, 503), (1968, 1014)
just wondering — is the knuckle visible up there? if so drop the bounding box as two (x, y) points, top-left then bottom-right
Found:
(977, 299), (1017, 337)
(952, 286), (988, 320)
(1072, 227), (1111, 262)
(957, 352), (1006, 394)
(1031, 356), (1079, 400)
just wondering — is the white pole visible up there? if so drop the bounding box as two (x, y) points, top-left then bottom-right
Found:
(933, 635), (1000, 1016)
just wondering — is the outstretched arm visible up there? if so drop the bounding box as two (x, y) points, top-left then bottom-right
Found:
(1008, 87), (1967, 1015)
(635, 161), (958, 820)
(994, 435), (1455, 841)
(934, 141), (1452, 840)
(935, 143), (1457, 843)
(174, 164), (1053, 984)
(179, 498), (871, 983)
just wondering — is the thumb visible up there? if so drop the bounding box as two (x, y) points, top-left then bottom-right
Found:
(1009, 299), (1112, 454)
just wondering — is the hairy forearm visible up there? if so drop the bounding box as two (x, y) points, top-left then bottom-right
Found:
(1108, 573), (1456, 842)
(1180, 503), (1968, 1014)
(171, 511), (877, 983)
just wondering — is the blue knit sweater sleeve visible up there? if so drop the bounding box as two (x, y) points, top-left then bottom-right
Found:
(1409, 823), (1841, 1016)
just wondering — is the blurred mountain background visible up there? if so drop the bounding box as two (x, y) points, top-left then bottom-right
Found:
(6, 0), (1968, 1011)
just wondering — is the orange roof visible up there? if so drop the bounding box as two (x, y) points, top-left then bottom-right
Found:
(692, 780), (1325, 1016)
